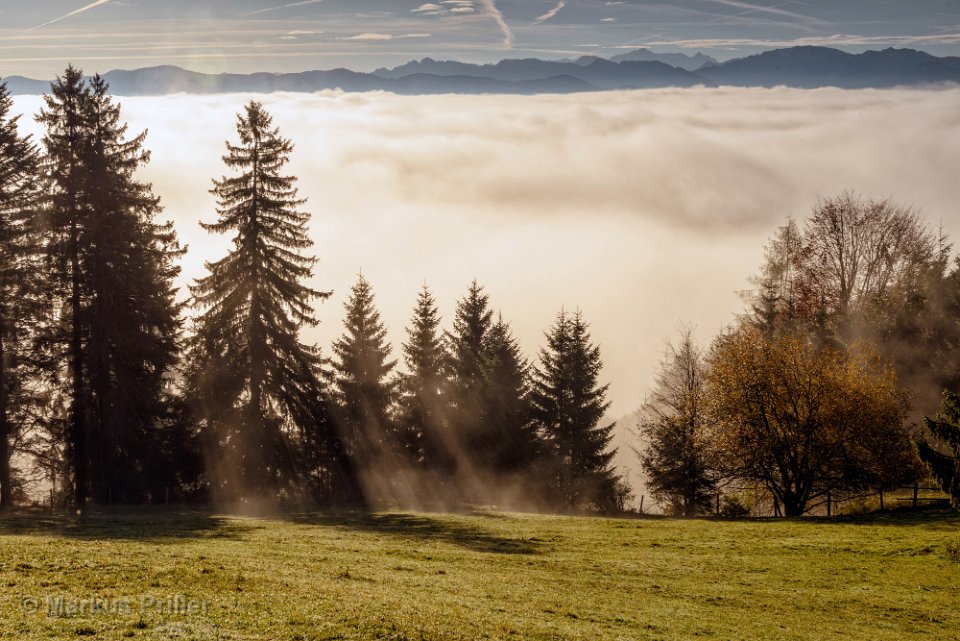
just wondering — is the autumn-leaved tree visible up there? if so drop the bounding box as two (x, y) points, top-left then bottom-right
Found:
(189, 101), (331, 500)
(742, 193), (951, 436)
(803, 193), (937, 325)
(707, 327), (917, 516)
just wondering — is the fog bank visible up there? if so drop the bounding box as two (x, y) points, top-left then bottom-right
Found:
(11, 86), (960, 483)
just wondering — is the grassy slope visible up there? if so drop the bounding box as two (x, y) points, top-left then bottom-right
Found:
(0, 509), (957, 641)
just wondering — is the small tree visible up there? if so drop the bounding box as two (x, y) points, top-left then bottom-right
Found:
(482, 314), (538, 476)
(919, 392), (960, 510)
(530, 310), (619, 512)
(638, 329), (716, 516)
(331, 275), (397, 475)
(446, 280), (494, 462)
(707, 327), (916, 516)
(397, 286), (452, 472)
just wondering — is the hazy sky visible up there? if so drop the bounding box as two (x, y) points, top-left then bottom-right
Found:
(3, 0), (960, 77)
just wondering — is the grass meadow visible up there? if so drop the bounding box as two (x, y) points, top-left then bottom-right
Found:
(0, 508), (957, 640)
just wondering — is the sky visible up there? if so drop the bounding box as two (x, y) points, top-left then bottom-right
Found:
(3, 0), (960, 77)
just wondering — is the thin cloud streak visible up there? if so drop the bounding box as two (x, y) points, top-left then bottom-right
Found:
(641, 31), (960, 49)
(534, 0), (566, 25)
(702, 0), (824, 24)
(342, 33), (431, 41)
(242, 0), (324, 18)
(31, 0), (112, 31)
(480, 0), (514, 48)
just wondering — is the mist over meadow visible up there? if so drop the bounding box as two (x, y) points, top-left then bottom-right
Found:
(12, 85), (960, 429)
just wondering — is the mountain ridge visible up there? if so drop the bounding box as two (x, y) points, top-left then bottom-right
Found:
(4, 47), (960, 96)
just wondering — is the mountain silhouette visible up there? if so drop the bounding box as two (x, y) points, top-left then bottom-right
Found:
(3, 47), (959, 96)
(699, 46), (960, 88)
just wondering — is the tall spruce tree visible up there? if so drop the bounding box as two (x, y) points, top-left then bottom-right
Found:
(398, 285), (454, 475)
(37, 66), (90, 510)
(38, 70), (186, 507)
(331, 275), (397, 472)
(82, 76), (185, 503)
(190, 101), (330, 499)
(530, 310), (618, 512)
(0, 81), (42, 509)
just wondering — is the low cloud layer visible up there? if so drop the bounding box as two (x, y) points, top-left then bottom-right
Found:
(11, 87), (960, 463)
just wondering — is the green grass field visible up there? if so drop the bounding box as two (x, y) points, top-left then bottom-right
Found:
(0, 508), (958, 640)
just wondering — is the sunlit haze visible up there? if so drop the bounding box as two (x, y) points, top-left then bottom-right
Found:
(11, 87), (960, 429)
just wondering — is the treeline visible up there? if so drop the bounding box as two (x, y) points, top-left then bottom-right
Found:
(0, 68), (629, 514)
(639, 194), (960, 515)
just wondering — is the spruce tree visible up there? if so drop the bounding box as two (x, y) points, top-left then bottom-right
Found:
(37, 66), (90, 509)
(920, 392), (960, 509)
(398, 285), (454, 475)
(190, 101), (330, 499)
(331, 275), (397, 471)
(0, 80), (42, 509)
(38, 70), (186, 507)
(82, 76), (185, 503)
(530, 310), (618, 511)
(446, 280), (493, 467)
(482, 314), (538, 476)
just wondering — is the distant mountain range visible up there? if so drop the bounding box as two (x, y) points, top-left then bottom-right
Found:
(4, 47), (960, 97)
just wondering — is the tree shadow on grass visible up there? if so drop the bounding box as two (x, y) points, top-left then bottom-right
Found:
(804, 507), (960, 530)
(709, 507), (960, 530)
(0, 508), (544, 552)
(282, 511), (544, 555)
(0, 508), (255, 542)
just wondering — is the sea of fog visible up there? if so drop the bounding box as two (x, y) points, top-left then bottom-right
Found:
(11, 86), (960, 482)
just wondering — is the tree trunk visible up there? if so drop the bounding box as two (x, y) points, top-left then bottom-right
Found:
(69, 218), (87, 513)
(0, 319), (11, 510)
(782, 495), (806, 516)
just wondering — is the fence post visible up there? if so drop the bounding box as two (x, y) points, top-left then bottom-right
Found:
(639, 495), (644, 515)
(879, 489), (884, 511)
(827, 491), (832, 517)
(716, 493), (721, 516)
(913, 482), (919, 509)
